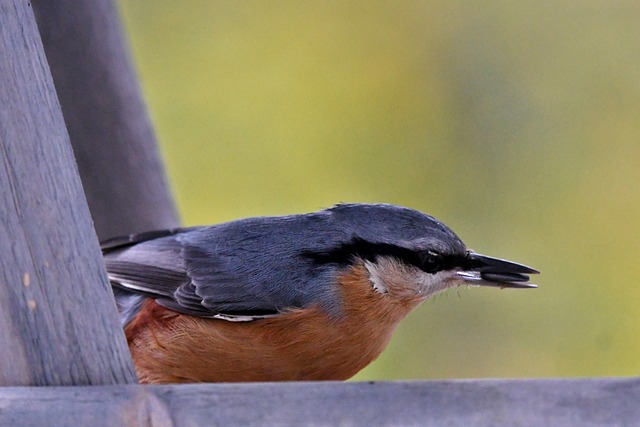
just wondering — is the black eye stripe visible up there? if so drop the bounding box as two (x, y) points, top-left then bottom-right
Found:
(302, 238), (462, 274)
(302, 239), (419, 266)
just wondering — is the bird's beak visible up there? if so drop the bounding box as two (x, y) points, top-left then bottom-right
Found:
(456, 251), (539, 289)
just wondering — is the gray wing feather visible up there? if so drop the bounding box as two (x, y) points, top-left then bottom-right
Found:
(103, 215), (343, 319)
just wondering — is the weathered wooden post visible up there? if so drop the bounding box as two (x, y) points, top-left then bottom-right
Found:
(0, 0), (136, 386)
(32, 0), (180, 240)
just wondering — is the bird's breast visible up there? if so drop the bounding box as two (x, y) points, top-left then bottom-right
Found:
(126, 263), (423, 383)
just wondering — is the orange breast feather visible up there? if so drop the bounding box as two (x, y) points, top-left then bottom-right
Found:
(126, 263), (422, 384)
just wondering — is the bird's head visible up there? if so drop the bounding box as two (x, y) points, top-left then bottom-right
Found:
(320, 204), (538, 300)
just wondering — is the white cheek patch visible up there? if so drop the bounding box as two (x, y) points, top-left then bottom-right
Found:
(413, 269), (460, 298)
(363, 257), (462, 298)
(364, 260), (388, 293)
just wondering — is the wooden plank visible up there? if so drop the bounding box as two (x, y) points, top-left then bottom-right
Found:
(0, 0), (136, 386)
(0, 378), (637, 426)
(32, 0), (180, 240)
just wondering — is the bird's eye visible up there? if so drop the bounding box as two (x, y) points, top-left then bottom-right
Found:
(422, 252), (443, 273)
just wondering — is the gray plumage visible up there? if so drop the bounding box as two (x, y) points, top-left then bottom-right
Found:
(104, 203), (468, 325)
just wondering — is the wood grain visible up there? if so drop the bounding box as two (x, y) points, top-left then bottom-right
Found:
(0, 0), (136, 386)
(0, 379), (638, 426)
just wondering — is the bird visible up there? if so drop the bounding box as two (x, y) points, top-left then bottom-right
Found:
(103, 203), (538, 384)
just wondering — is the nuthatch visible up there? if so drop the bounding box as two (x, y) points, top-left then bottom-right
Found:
(103, 203), (538, 384)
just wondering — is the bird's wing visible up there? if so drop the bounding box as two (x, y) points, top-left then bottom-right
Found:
(102, 227), (192, 299)
(102, 223), (335, 321)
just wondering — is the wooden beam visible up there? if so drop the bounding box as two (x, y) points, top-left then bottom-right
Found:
(0, 378), (637, 426)
(32, 0), (180, 240)
(0, 0), (136, 386)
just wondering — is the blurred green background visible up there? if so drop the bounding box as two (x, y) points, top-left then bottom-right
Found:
(117, 1), (640, 380)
